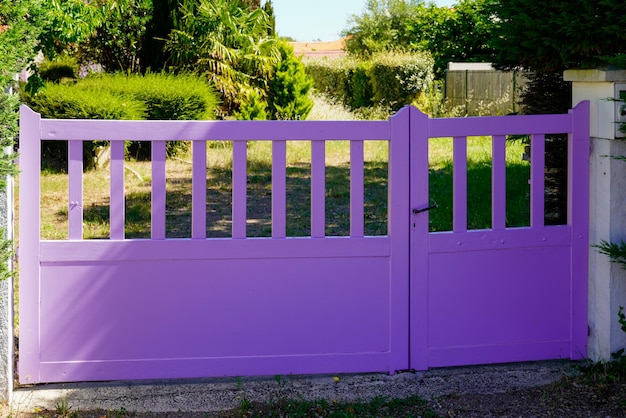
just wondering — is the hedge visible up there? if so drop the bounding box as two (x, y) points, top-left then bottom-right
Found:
(305, 52), (434, 111)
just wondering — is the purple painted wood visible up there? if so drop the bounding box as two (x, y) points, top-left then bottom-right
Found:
(18, 106), (41, 384)
(19, 103), (590, 384)
(408, 106), (430, 371)
(151, 141), (166, 240)
(232, 141), (247, 239)
(491, 136), (506, 230)
(272, 141), (287, 238)
(40, 237), (390, 263)
(350, 140), (364, 237)
(68, 140), (83, 240)
(311, 140), (325, 237)
(530, 134), (546, 227)
(453, 137), (467, 232)
(409, 103), (590, 371)
(192, 141), (207, 239)
(568, 101), (590, 359)
(39, 119), (391, 141)
(110, 141), (125, 240)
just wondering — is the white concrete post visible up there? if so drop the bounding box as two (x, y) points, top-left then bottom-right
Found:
(0, 177), (13, 404)
(564, 68), (626, 361)
(0, 83), (16, 404)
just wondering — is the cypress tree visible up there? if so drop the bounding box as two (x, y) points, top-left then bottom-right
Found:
(268, 41), (313, 120)
(263, 0), (275, 36)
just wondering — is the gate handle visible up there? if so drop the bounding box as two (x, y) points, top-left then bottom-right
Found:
(413, 204), (438, 214)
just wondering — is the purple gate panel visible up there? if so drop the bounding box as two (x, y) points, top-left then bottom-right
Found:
(19, 105), (411, 384)
(409, 102), (590, 370)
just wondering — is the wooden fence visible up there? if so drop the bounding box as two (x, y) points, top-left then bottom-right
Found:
(445, 69), (527, 116)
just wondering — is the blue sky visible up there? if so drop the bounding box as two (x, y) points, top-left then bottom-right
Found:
(272, 0), (457, 42)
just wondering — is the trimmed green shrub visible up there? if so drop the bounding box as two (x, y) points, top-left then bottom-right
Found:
(85, 72), (220, 157)
(23, 83), (147, 170)
(304, 57), (353, 106)
(267, 41), (313, 120)
(305, 52), (433, 112)
(24, 83), (146, 120)
(368, 52), (434, 111)
(38, 56), (79, 83)
(78, 72), (219, 120)
(23, 72), (220, 167)
(349, 61), (373, 109)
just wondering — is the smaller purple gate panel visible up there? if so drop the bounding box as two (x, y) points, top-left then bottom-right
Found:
(409, 103), (589, 370)
(18, 102), (590, 384)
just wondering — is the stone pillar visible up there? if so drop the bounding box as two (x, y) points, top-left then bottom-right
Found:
(564, 68), (626, 361)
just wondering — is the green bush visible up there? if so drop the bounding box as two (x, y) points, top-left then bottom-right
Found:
(306, 52), (433, 111)
(23, 72), (220, 167)
(368, 52), (434, 111)
(38, 56), (79, 83)
(305, 57), (353, 106)
(24, 83), (146, 120)
(267, 41), (313, 120)
(234, 89), (268, 120)
(23, 83), (146, 170)
(349, 61), (373, 109)
(79, 72), (219, 120)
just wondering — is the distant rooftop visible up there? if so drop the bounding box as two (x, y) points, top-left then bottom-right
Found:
(290, 38), (347, 59)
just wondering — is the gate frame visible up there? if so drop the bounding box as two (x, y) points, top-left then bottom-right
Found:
(17, 103), (589, 384)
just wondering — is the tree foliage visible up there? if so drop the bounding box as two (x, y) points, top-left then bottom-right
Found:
(492, 0), (626, 72)
(37, 0), (103, 60)
(165, 0), (279, 114)
(344, 0), (496, 78)
(0, 0), (45, 87)
(78, 0), (153, 73)
(267, 41), (313, 120)
(0, 0), (43, 280)
(263, 0), (275, 37)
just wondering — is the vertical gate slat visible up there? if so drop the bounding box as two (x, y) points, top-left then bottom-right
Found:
(492, 135), (507, 230)
(192, 141), (207, 239)
(311, 140), (325, 238)
(151, 141), (167, 240)
(453, 136), (467, 232)
(18, 106), (41, 383)
(110, 141), (125, 240)
(569, 101), (590, 358)
(530, 134), (545, 228)
(409, 106), (430, 371)
(272, 140), (286, 238)
(350, 140), (364, 237)
(68, 140), (83, 240)
(232, 141), (247, 239)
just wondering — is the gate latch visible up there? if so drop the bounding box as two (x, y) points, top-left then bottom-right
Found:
(413, 203), (438, 214)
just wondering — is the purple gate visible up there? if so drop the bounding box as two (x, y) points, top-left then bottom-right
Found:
(18, 102), (589, 384)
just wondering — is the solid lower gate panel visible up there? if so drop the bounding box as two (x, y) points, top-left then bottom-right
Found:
(416, 228), (579, 368)
(27, 238), (407, 383)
